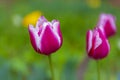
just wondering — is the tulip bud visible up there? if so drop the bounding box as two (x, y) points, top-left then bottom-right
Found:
(97, 13), (116, 38)
(86, 27), (110, 60)
(28, 16), (63, 55)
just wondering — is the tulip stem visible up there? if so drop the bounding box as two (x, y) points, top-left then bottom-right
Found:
(97, 61), (100, 80)
(48, 55), (55, 80)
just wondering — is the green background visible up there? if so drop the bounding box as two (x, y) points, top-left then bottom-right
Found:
(0, 0), (120, 80)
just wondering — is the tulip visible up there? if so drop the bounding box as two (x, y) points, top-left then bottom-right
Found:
(28, 16), (63, 55)
(97, 13), (116, 38)
(86, 27), (110, 60)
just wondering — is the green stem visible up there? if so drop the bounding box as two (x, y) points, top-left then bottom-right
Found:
(96, 60), (100, 80)
(48, 55), (55, 80)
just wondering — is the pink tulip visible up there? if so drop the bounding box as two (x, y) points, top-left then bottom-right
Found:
(97, 13), (116, 38)
(28, 16), (63, 55)
(86, 27), (110, 60)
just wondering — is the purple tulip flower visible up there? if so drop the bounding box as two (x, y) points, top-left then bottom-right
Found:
(97, 13), (116, 38)
(86, 27), (110, 60)
(28, 16), (63, 55)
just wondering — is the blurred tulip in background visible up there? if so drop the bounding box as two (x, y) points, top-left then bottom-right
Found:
(97, 14), (117, 38)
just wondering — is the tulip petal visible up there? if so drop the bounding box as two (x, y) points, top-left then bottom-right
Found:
(86, 30), (93, 53)
(28, 25), (41, 53)
(107, 14), (116, 31)
(93, 30), (102, 49)
(39, 22), (60, 55)
(36, 16), (47, 29)
(52, 20), (61, 35)
(104, 15), (116, 37)
(52, 20), (62, 45)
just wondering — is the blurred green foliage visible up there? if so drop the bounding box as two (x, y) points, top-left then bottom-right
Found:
(0, 0), (120, 80)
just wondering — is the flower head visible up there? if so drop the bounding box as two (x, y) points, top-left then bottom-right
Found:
(97, 13), (116, 38)
(28, 16), (63, 55)
(86, 27), (110, 60)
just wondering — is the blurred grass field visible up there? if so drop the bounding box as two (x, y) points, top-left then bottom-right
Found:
(0, 0), (120, 80)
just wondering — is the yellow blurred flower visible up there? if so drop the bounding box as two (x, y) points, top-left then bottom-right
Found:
(23, 11), (42, 27)
(86, 0), (101, 8)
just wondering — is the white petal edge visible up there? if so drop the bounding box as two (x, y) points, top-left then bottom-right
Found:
(88, 30), (93, 52)
(52, 22), (61, 46)
(36, 16), (47, 30)
(98, 14), (107, 26)
(94, 31), (102, 49)
(29, 25), (41, 50)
